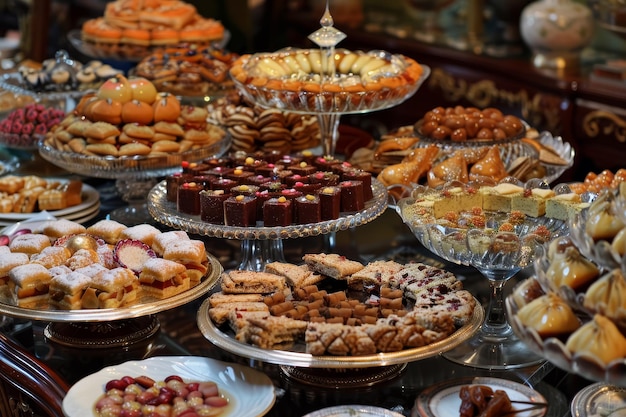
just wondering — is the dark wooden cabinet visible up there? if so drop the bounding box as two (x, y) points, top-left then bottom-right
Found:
(284, 14), (626, 181)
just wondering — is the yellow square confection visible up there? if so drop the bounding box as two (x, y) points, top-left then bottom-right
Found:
(432, 186), (482, 218)
(480, 183), (523, 212)
(511, 188), (555, 217)
(545, 193), (588, 221)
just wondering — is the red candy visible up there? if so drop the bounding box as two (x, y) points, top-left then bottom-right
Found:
(0, 103), (65, 147)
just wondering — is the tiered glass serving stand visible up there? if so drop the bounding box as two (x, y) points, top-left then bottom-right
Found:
(396, 183), (569, 370)
(177, 3), (428, 271)
(231, 4), (430, 158)
(38, 136), (231, 224)
(147, 178), (388, 271)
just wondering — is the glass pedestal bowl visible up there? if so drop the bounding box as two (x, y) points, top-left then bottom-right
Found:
(396, 185), (568, 369)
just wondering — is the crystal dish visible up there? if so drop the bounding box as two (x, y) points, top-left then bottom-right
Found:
(230, 50), (430, 115)
(196, 295), (483, 369)
(0, 253), (222, 322)
(38, 135), (231, 180)
(569, 189), (625, 270)
(413, 128), (574, 185)
(0, 131), (44, 150)
(147, 178), (388, 240)
(506, 277), (626, 387)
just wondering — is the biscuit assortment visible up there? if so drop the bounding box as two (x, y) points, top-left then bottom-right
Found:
(208, 255), (477, 355)
(135, 45), (239, 97)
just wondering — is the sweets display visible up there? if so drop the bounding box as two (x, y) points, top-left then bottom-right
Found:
(0, 219), (210, 310)
(0, 104), (65, 148)
(80, 0), (225, 58)
(43, 75), (226, 157)
(134, 45), (239, 97)
(415, 106), (524, 142)
(166, 152), (374, 226)
(207, 254), (477, 355)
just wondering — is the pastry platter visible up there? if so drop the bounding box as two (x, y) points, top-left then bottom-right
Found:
(63, 356), (275, 417)
(196, 295), (483, 370)
(506, 278), (626, 387)
(414, 377), (547, 417)
(0, 252), (222, 322)
(0, 181), (100, 226)
(67, 29), (231, 63)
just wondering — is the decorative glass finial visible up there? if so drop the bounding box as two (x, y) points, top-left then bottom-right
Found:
(307, 0), (346, 48)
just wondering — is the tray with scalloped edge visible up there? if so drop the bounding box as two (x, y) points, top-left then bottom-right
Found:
(507, 277), (626, 387)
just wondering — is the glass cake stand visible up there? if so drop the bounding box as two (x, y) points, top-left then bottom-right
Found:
(232, 63), (430, 158)
(230, 3), (430, 157)
(38, 136), (231, 224)
(196, 294), (483, 387)
(147, 179), (389, 271)
(396, 184), (568, 370)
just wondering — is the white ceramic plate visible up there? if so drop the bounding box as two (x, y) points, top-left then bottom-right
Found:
(571, 382), (626, 417)
(415, 377), (547, 417)
(302, 405), (405, 417)
(0, 182), (99, 221)
(63, 356), (276, 417)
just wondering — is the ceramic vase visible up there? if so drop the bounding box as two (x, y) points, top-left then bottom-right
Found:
(520, 0), (595, 69)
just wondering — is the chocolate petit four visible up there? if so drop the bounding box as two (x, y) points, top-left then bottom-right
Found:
(177, 182), (204, 215)
(339, 180), (365, 212)
(230, 184), (259, 196)
(318, 186), (341, 220)
(309, 171), (339, 186)
(295, 194), (321, 224)
(224, 195), (257, 226)
(342, 169), (373, 201)
(288, 162), (317, 176)
(200, 189), (230, 224)
(166, 172), (191, 202)
(209, 177), (238, 192)
(226, 167), (255, 184)
(263, 196), (293, 227)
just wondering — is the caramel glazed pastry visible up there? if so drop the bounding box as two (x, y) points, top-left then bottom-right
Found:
(135, 45), (240, 97)
(80, 0), (225, 57)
